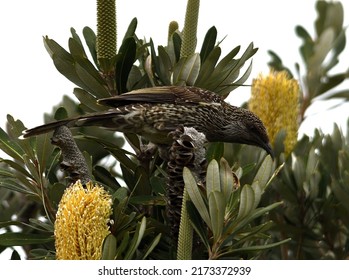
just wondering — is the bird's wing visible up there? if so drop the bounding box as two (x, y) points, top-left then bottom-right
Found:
(98, 86), (224, 107)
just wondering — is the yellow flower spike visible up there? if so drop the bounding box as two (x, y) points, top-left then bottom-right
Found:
(54, 180), (112, 260)
(249, 70), (300, 156)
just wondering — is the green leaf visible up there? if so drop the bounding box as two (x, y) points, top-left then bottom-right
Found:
(172, 32), (182, 62)
(115, 37), (137, 93)
(206, 142), (224, 162)
(51, 54), (85, 89)
(0, 179), (37, 196)
(183, 167), (211, 229)
(115, 231), (130, 259)
(157, 46), (172, 85)
(83, 26), (98, 66)
(69, 36), (86, 59)
(142, 233), (162, 260)
(29, 218), (54, 232)
(75, 62), (110, 99)
(122, 17), (137, 42)
(200, 26), (217, 63)
(206, 159), (221, 196)
(267, 50), (293, 77)
(318, 73), (347, 95)
(251, 181), (262, 210)
(296, 25), (314, 63)
(124, 216), (146, 259)
(0, 127), (24, 161)
(254, 155), (273, 189)
(219, 157), (236, 203)
(208, 191), (225, 241)
(73, 88), (108, 112)
(186, 201), (210, 249)
(195, 46), (221, 86)
(237, 184), (255, 220)
(173, 53), (201, 86)
(102, 234), (117, 260)
(0, 232), (53, 246)
(308, 28), (335, 69)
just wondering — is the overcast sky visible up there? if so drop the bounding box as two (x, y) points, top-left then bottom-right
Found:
(1, 0), (349, 136)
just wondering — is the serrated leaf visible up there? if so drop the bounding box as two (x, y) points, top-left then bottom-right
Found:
(183, 167), (211, 229)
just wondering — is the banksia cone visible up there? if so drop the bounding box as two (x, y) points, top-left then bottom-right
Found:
(167, 126), (207, 245)
(54, 180), (112, 260)
(51, 126), (91, 184)
(180, 0), (200, 58)
(97, 0), (117, 60)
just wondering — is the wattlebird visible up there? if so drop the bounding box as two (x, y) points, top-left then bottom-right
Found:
(23, 86), (273, 158)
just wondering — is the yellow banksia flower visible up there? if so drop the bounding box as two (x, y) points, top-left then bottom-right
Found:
(249, 70), (300, 156)
(54, 180), (112, 260)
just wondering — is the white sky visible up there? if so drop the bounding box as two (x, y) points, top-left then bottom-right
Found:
(1, 0), (349, 136)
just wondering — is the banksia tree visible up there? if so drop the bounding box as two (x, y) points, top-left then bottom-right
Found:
(1, 0), (349, 261)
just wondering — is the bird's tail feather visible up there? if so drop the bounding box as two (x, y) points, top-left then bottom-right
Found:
(23, 119), (77, 138)
(23, 111), (120, 138)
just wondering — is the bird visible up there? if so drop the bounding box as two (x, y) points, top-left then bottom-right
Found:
(23, 86), (273, 158)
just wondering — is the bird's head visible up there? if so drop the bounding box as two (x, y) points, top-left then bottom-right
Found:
(217, 108), (274, 158)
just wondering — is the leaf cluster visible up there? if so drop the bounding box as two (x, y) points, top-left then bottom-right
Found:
(268, 1), (349, 120)
(262, 123), (349, 259)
